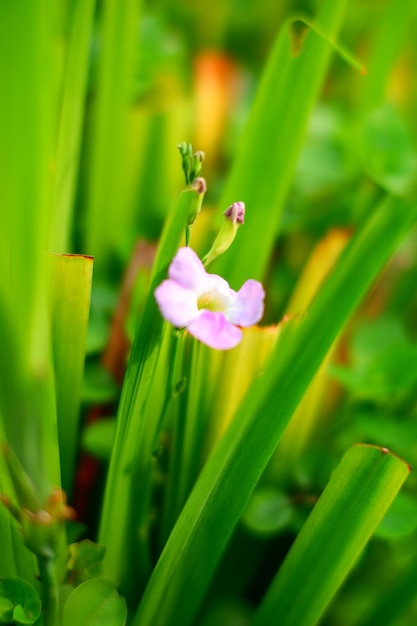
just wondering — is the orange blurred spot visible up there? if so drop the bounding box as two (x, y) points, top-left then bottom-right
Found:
(193, 51), (241, 167)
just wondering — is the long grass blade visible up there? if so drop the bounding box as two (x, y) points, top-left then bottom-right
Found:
(252, 444), (410, 626)
(214, 0), (348, 287)
(50, 254), (93, 495)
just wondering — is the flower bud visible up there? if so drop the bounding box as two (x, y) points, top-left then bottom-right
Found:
(185, 177), (207, 245)
(190, 176), (207, 196)
(190, 150), (205, 182)
(1, 445), (74, 558)
(224, 200), (245, 224)
(177, 142), (205, 185)
(203, 201), (246, 267)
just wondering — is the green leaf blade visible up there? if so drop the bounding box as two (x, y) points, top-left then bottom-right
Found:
(214, 0), (348, 287)
(50, 0), (97, 252)
(51, 254), (93, 496)
(251, 445), (410, 626)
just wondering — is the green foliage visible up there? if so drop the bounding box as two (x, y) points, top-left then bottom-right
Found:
(67, 540), (107, 587)
(82, 420), (116, 461)
(0, 579), (41, 625)
(214, 0), (349, 286)
(242, 488), (294, 537)
(359, 104), (417, 197)
(132, 194), (417, 626)
(62, 579), (126, 626)
(51, 254), (93, 496)
(1, 0), (417, 624)
(251, 445), (410, 626)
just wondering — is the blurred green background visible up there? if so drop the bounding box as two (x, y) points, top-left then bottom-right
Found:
(1, 0), (417, 624)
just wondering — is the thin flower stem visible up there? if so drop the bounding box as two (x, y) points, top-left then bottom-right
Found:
(156, 332), (191, 550)
(152, 328), (187, 451)
(175, 341), (206, 518)
(38, 555), (59, 626)
(134, 328), (187, 576)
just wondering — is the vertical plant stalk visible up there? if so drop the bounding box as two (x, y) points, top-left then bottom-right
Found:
(38, 555), (59, 626)
(158, 335), (199, 546)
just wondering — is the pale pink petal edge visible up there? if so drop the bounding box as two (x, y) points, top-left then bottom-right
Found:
(227, 279), (265, 327)
(187, 311), (242, 350)
(154, 279), (198, 328)
(168, 247), (207, 292)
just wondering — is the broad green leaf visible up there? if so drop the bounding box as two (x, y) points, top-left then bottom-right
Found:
(0, 597), (14, 622)
(50, 254), (93, 496)
(133, 195), (417, 626)
(62, 579), (126, 626)
(251, 445), (410, 626)
(214, 0), (348, 286)
(67, 540), (107, 586)
(0, 578), (41, 625)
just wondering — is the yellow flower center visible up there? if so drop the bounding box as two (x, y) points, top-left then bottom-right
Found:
(197, 292), (226, 313)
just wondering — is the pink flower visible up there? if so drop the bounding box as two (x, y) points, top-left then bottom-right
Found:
(154, 247), (265, 350)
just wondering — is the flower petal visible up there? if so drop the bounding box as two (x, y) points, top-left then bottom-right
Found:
(187, 311), (242, 350)
(154, 279), (198, 327)
(227, 279), (265, 327)
(168, 247), (207, 292)
(203, 273), (236, 310)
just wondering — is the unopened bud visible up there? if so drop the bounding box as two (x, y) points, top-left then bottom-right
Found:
(190, 151), (205, 182)
(203, 201), (246, 267)
(178, 142), (205, 185)
(188, 177), (207, 225)
(191, 176), (207, 196)
(194, 150), (205, 163)
(224, 201), (245, 224)
(185, 177), (207, 246)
